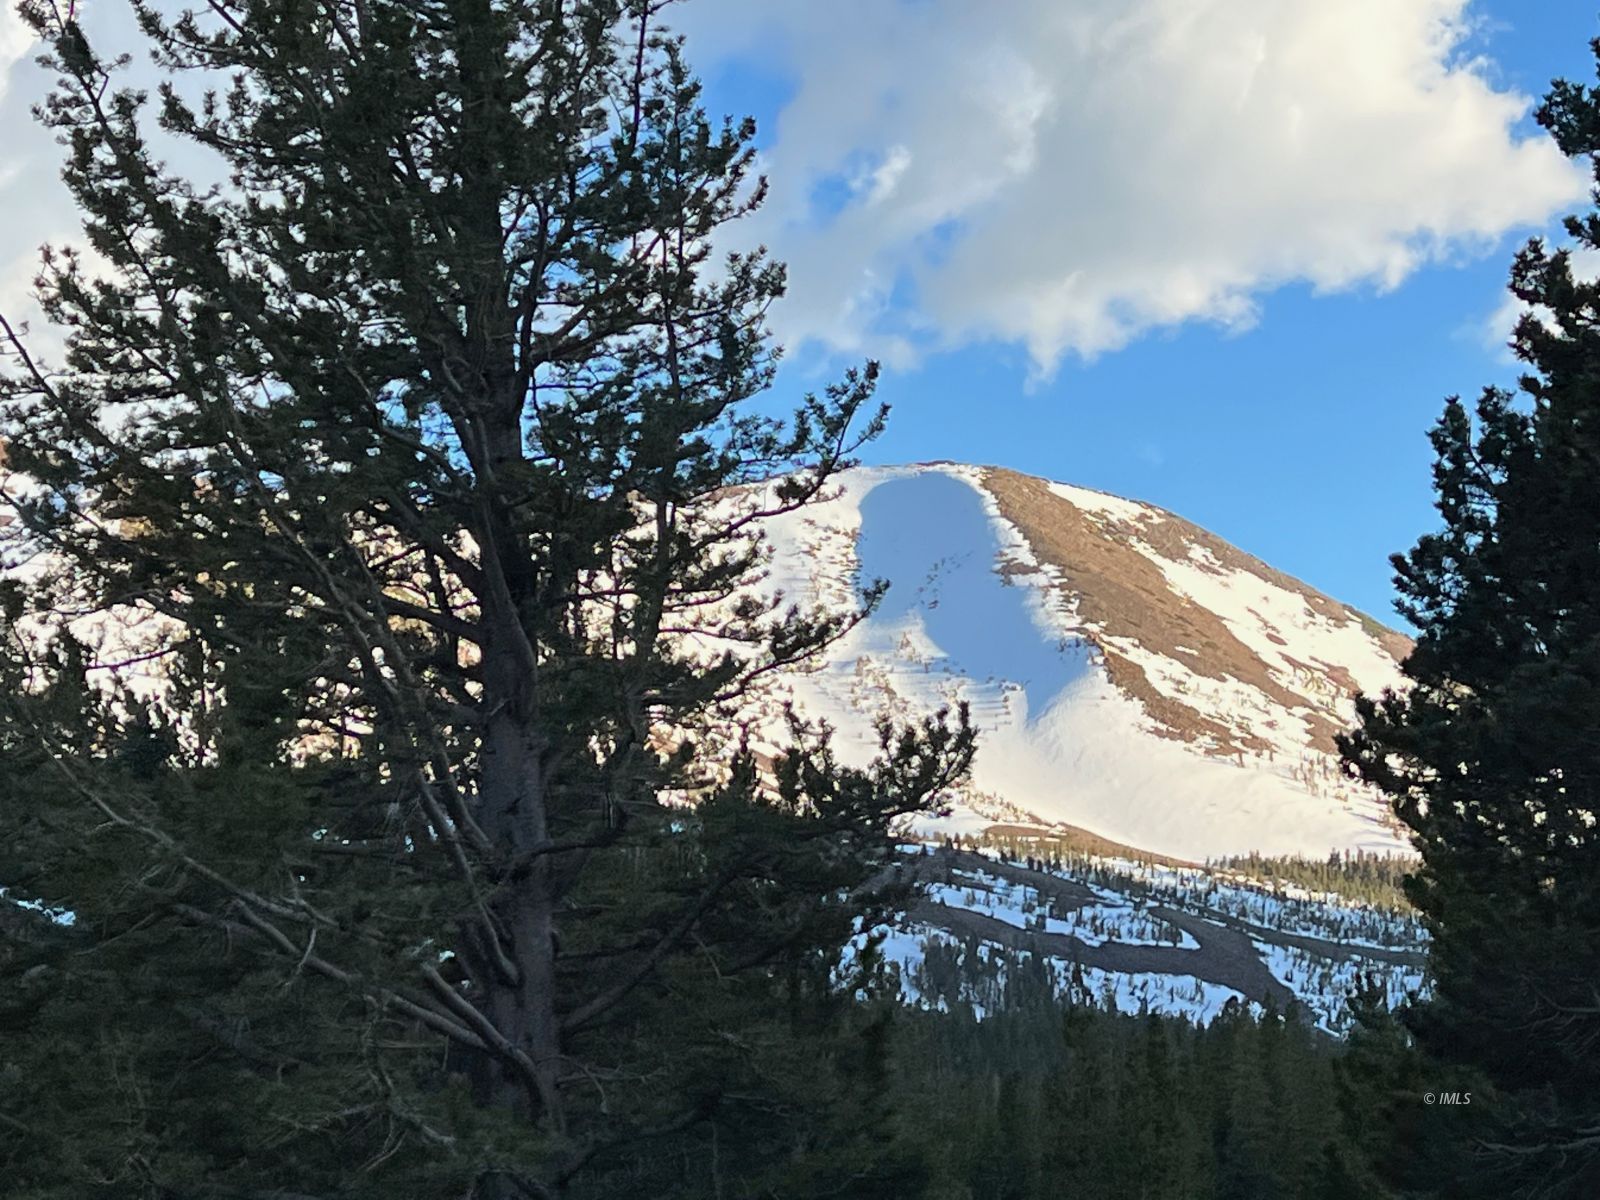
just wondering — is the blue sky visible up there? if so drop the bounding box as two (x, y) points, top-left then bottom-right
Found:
(677, 2), (1600, 626)
(1, 2), (1596, 628)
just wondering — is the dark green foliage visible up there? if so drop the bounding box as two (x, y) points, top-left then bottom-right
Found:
(962, 832), (1414, 911)
(0, 2), (973, 1196)
(1210, 852), (1414, 912)
(1318, 977), (1438, 1200)
(1341, 34), (1600, 1200)
(889, 995), (1349, 1200)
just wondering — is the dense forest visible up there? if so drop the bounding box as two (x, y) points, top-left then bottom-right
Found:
(895, 999), (1354, 1200)
(1210, 852), (1413, 911)
(954, 829), (1417, 910)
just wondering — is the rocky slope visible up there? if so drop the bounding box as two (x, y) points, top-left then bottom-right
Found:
(750, 463), (1413, 861)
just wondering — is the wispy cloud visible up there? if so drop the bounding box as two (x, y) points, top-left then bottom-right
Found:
(0, 8), (33, 106)
(1479, 245), (1600, 364)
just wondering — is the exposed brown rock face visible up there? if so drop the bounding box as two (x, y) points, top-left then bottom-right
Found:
(977, 467), (1411, 758)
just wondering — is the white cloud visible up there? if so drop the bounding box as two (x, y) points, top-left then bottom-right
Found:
(2, 1), (1586, 382)
(859, 145), (912, 208)
(1480, 245), (1600, 364)
(675, 0), (1588, 375)
(0, 7), (33, 101)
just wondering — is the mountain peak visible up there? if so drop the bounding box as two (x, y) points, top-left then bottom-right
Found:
(755, 462), (1412, 860)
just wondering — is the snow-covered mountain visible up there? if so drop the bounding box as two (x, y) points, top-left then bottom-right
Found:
(751, 463), (1413, 862)
(1, 456), (1426, 1030)
(2, 452), (1412, 863)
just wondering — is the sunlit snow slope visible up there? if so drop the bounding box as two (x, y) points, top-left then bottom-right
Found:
(752, 464), (1412, 861)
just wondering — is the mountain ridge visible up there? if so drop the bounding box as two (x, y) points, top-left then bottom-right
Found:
(749, 461), (1413, 861)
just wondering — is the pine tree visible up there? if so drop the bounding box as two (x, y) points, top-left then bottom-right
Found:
(1208, 1000), (1280, 1200)
(1318, 977), (1431, 1200)
(1341, 35), (1600, 1199)
(0, 2), (973, 1196)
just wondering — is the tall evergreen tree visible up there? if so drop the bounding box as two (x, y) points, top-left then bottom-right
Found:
(1342, 33), (1600, 1199)
(0, 2), (973, 1196)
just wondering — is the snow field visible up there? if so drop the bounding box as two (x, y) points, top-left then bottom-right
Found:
(756, 464), (1412, 860)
